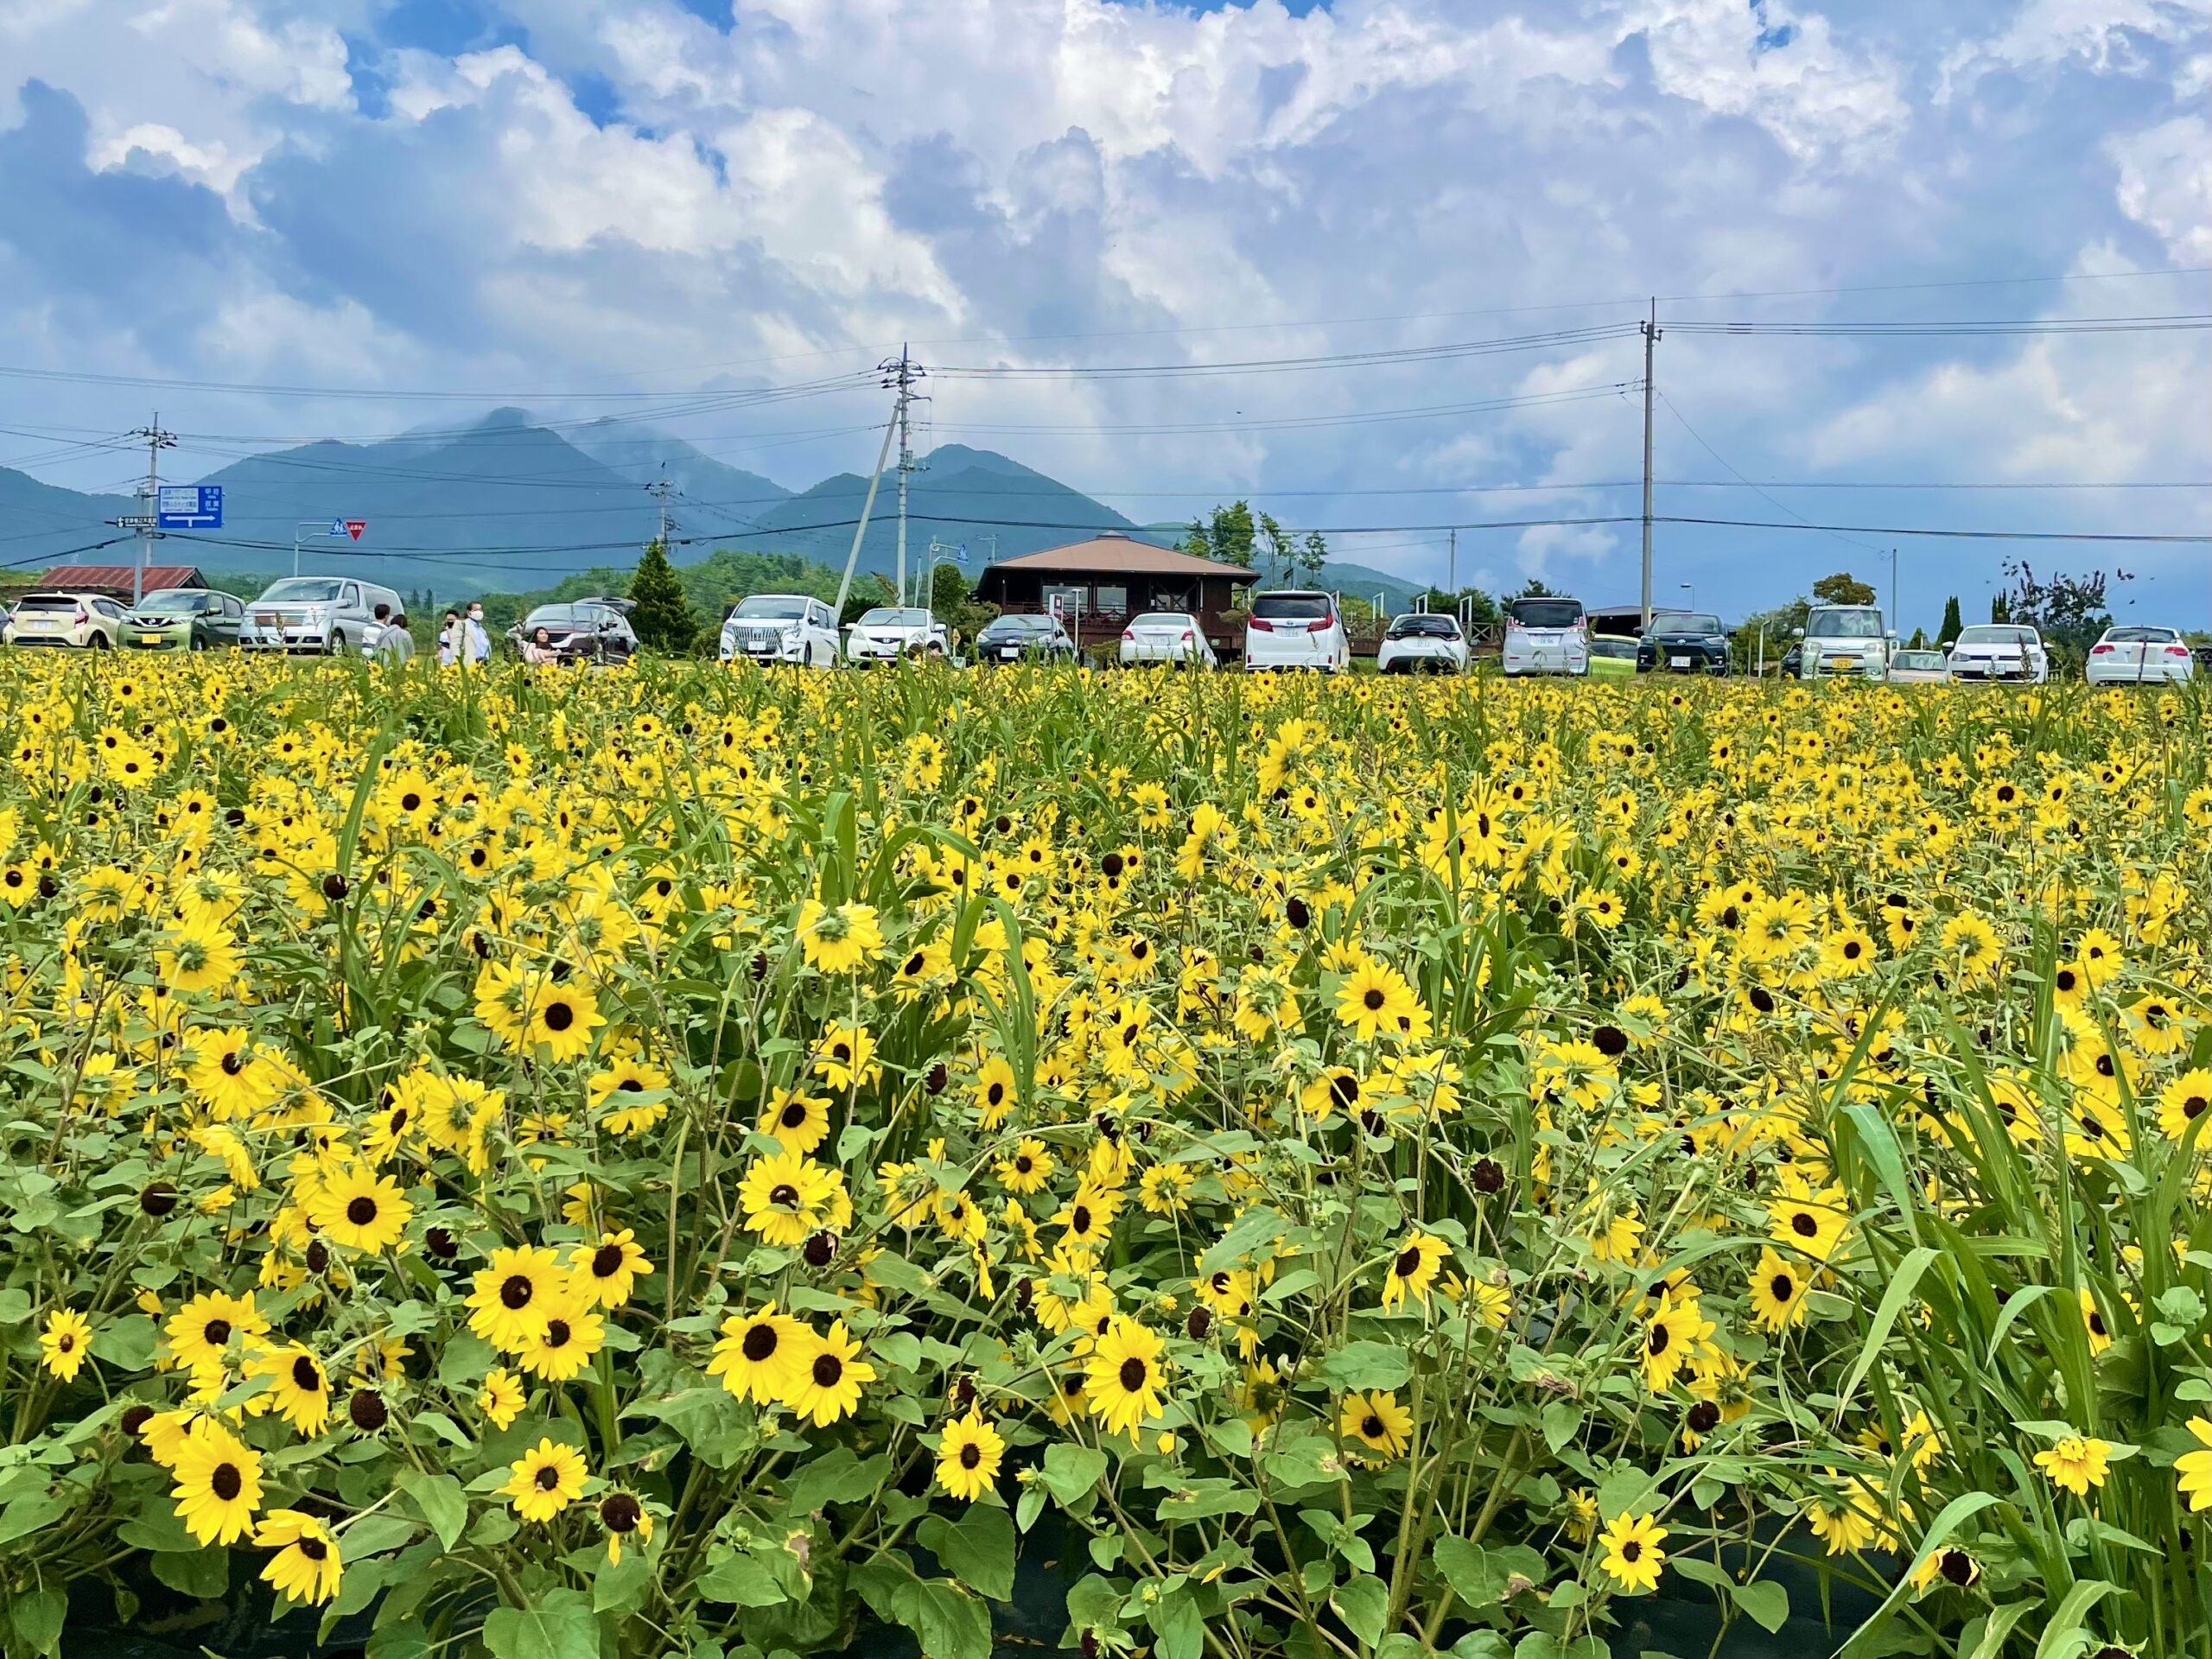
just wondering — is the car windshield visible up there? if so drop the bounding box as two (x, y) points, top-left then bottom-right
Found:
(2104, 626), (2175, 644)
(257, 579), (345, 604)
(732, 596), (810, 620)
(1657, 613), (1722, 634)
(1807, 607), (1884, 639)
(524, 606), (590, 631)
(1589, 637), (1637, 658)
(985, 615), (1055, 633)
(1131, 613), (1195, 628)
(135, 591), (206, 615)
(1893, 652), (1944, 670)
(1386, 615), (1459, 639)
(1510, 598), (1583, 629)
(1252, 593), (1332, 621)
(1955, 626), (2033, 645)
(15, 594), (86, 611)
(858, 608), (931, 626)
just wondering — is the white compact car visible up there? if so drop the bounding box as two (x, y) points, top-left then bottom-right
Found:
(2, 590), (130, 649)
(1796, 605), (1891, 680)
(720, 594), (840, 667)
(1501, 595), (1589, 677)
(844, 606), (950, 664)
(1244, 591), (1350, 671)
(2087, 626), (2196, 685)
(1375, 613), (1469, 674)
(1885, 648), (1950, 684)
(1119, 612), (1217, 668)
(1946, 624), (2048, 684)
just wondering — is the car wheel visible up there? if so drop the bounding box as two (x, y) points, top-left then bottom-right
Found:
(88, 632), (111, 650)
(327, 631), (346, 656)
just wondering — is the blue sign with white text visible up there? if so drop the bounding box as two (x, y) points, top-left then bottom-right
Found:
(156, 486), (223, 531)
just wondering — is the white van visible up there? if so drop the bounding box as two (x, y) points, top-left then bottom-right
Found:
(1501, 595), (1589, 677)
(1796, 605), (1891, 680)
(240, 576), (404, 654)
(1243, 591), (1349, 672)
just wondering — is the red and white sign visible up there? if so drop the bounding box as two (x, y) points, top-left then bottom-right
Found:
(344, 519), (367, 540)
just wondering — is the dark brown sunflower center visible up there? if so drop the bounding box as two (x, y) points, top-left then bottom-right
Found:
(592, 1243), (626, 1277)
(959, 1442), (982, 1470)
(537, 1465), (562, 1491)
(812, 1353), (843, 1388)
(292, 1356), (321, 1391)
(204, 1319), (232, 1346)
(296, 1535), (329, 1561)
(742, 1325), (779, 1363)
(1395, 1247), (1421, 1277)
(1361, 1414), (1385, 1440)
(500, 1275), (535, 1310)
(346, 1196), (378, 1226)
(543, 1001), (575, 1033)
(1791, 1212), (1818, 1237)
(211, 1464), (243, 1502)
(780, 1100), (810, 1128)
(1118, 1357), (1147, 1392)
(1770, 1274), (1795, 1301)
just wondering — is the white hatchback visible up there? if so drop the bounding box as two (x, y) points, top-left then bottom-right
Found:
(1376, 613), (1469, 674)
(1501, 596), (1588, 677)
(1119, 613), (1217, 668)
(2087, 626), (2196, 685)
(1946, 624), (2048, 684)
(1243, 591), (1349, 672)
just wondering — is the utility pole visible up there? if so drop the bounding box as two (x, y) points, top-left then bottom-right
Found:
(880, 348), (925, 605)
(1446, 527), (1456, 601)
(645, 476), (674, 552)
(107, 415), (175, 606)
(1889, 546), (1898, 635)
(1640, 301), (1660, 629)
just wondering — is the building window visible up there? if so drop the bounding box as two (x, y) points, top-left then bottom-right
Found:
(1095, 585), (1128, 616)
(1042, 584), (1086, 619)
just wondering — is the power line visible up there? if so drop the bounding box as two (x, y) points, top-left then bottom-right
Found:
(1656, 389), (1879, 555)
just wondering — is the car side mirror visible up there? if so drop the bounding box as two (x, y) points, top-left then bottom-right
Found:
(1886, 630), (1899, 641)
(1790, 627), (1804, 639)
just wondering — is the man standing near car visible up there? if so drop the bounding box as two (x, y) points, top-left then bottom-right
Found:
(464, 603), (491, 665)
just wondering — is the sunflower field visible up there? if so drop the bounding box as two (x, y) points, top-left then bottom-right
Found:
(0, 653), (2206, 1659)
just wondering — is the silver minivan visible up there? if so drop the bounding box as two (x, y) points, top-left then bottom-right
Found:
(241, 576), (404, 655)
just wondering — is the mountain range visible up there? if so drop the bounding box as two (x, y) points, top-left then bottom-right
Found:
(0, 410), (1422, 607)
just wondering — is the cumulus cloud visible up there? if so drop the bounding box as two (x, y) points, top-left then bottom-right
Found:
(0, 0), (2206, 616)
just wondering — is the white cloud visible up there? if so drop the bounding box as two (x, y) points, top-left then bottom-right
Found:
(2107, 114), (2212, 262)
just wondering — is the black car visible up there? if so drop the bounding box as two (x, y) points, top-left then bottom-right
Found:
(974, 613), (1077, 664)
(510, 599), (639, 664)
(1637, 611), (1731, 675)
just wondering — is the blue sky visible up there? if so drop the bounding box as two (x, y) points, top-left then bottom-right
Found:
(1, 0), (2206, 626)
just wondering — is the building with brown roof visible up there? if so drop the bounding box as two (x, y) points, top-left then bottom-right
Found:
(33, 563), (208, 599)
(974, 533), (1258, 653)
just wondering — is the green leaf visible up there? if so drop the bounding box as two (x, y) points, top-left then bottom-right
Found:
(2031, 1582), (2117, 1659)
(1432, 1538), (1545, 1609)
(1157, 1484), (1259, 1522)
(1512, 1636), (1605, 1659)
(1149, 1590), (1205, 1659)
(918, 1504), (1016, 1602)
(1197, 1205), (1284, 1274)
(151, 1548), (228, 1599)
(1314, 1341), (1409, 1393)
(1731, 1580), (1789, 1634)
(1332, 1575), (1389, 1648)
(1833, 1245), (1938, 1414)
(787, 1447), (890, 1515)
(903, 1580), (992, 1659)
(1841, 1101), (1920, 1243)
(481, 1588), (601, 1659)
(1539, 1400), (1580, 1454)
(1041, 1443), (1109, 1506)
(1964, 1604), (2040, 1659)
(397, 1470), (469, 1551)
(9, 1586), (65, 1657)
(340, 1512), (421, 1559)
(1592, 1464), (1660, 1524)
(594, 1549), (653, 1615)
(698, 1554), (786, 1608)
(89, 1313), (157, 1370)
(0, 1493), (67, 1549)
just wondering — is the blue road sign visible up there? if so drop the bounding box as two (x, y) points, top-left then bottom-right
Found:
(156, 485), (223, 531)
(956, 543), (969, 563)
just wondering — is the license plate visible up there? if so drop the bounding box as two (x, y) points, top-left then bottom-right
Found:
(139, 633), (164, 645)
(1669, 655), (1690, 669)
(1826, 656), (1854, 668)
(1001, 648), (1020, 659)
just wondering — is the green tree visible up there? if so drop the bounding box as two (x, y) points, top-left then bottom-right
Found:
(1181, 518), (1211, 560)
(1908, 626), (1927, 648)
(1516, 577), (1559, 599)
(1256, 511), (1293, 579)
(1994, 561), (2120, 660)
(927, 562), (996, 652)
(1208, 501), (1257, 568)
(1938, 594), (1963, 646)
(1811, 571), (1877, 607)
(627, 539), (698, 654)
(1301, 531), (1328, 586)
(1991, 592), (2011, 623)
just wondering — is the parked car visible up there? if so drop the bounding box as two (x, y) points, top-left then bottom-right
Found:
(1501, 594), (1589, 677)
(1119, 612), (1217, 669)
(1636, 611), (1730, 675)
(2086, 625), (2197, 685)
(1244, 590), (1350, 672)
(718, 594), (840, 667)
(1796, 604), (1891, 680)
(1586, 635), (1640, 680)
(2, 590), (130, 649)
(1885, 648), (1950, 684)
(240, 576), (403, 654)
(1945, 623), (2048, 683)
(124, 588), (244, 652)
(1374, 613), (1468, 675)
(1777, 644), (1803, 678)
(974, 613), (1077, 664)
(510, 601), (637, 664)
(845, 606), (950, 664)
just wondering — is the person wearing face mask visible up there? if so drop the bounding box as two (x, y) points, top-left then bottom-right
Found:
(437, 609), (461, 666)
(464, 604), (491, 665)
